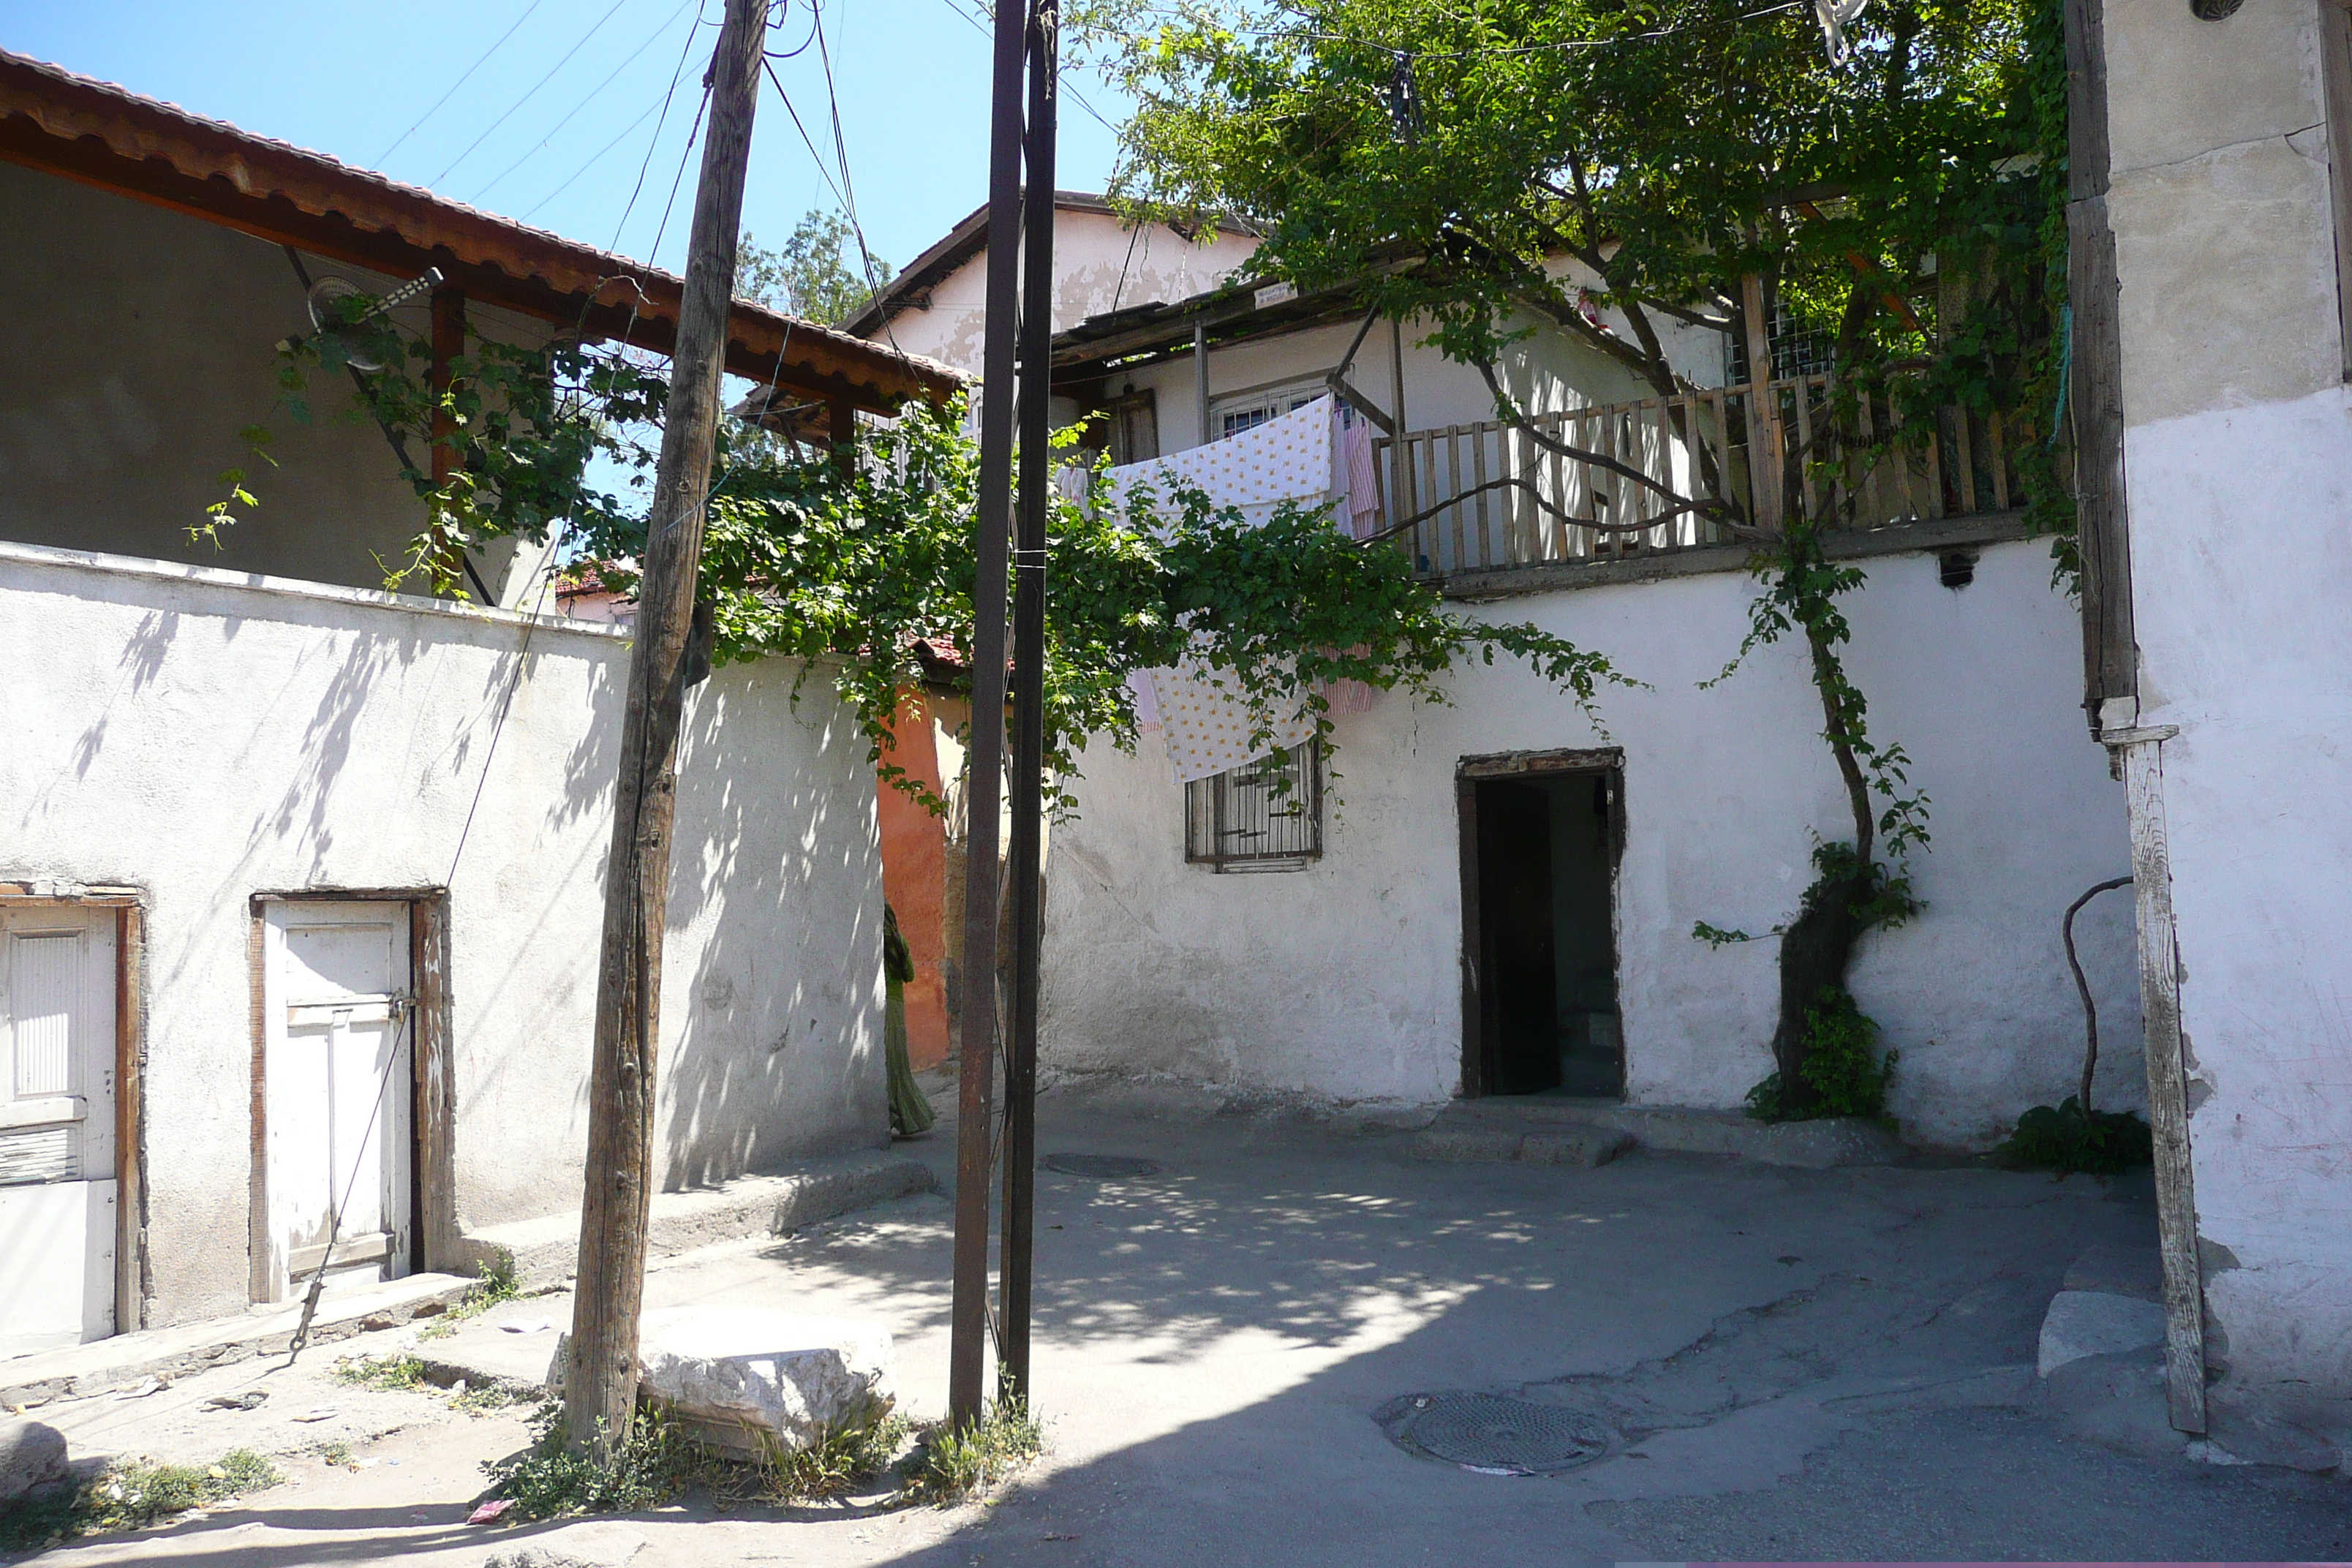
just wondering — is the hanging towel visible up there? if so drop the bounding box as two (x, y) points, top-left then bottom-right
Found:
(1339, 418), (1383, 540)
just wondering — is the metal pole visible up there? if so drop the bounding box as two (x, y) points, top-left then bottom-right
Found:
(947, 0), (1031, 1431)
(1001, 0), (1056, 1408)
(1194, 321), (1211, 445)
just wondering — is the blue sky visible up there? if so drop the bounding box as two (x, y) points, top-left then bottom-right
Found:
(2, 0), (1137, 278)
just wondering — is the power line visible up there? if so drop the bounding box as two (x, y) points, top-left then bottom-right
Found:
(431, 0), (635, 189)
(477, 0), (701, 205)
(524, 79), (668, 221)
(935, 0), (1120, 135)
(608, 5), (715, 249)
(647, 84), (714, 265)
(810, 3), (894, 336)
(375, 0), (551, 167)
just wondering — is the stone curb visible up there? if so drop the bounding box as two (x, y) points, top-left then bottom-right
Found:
(1412, 1100), (1906, 1169)
(1, 1152), (936, 1413)
(454, 1150), (938, 1289)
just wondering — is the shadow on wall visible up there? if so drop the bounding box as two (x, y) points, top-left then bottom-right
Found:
(657, 663), (886, 1190)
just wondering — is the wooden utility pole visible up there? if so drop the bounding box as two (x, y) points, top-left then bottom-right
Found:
(947, 0), (1036, 1431)
(565, 0), (766, 1460)
(1000, 0), (1058, 1407)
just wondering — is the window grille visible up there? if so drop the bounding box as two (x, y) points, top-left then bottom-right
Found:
(1184, 742), (1323, 872)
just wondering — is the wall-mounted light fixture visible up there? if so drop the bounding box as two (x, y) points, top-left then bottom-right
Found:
(2190, 0), (2244, 18)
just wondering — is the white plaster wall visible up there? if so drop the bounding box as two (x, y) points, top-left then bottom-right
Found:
(1040, 537), (2137, 1147)
(2101, 0), (2352, 1444)
(2122, 387), (2352, 1433)
(866, 208), (1259, 376)
(0, 542), (884, 1327)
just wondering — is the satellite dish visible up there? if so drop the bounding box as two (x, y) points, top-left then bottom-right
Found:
(306, 276), (385, 372)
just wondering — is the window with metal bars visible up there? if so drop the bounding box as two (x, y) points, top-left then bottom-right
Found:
(1183, 742), (1323, 872)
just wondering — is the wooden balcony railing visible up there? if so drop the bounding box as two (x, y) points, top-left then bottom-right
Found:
(1372, 374), (2022, 581)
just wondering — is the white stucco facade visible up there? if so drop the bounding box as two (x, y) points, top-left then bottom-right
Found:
(1, 541), (886, 1330)
(1041, 535), (2139, 1150)
(861, 201), (1260, 377)
(2100, 0), (2352, 1462)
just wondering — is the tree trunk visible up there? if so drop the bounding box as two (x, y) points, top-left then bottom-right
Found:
(564, 0), (765, 1462)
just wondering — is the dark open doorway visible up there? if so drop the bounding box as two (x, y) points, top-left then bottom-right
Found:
(1458, 750), (1624, 1099)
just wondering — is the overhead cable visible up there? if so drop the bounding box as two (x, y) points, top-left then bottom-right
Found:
(375, 0), (552, 166)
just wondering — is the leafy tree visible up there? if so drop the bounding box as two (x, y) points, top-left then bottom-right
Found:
(1093, 0), (2060, 1112)
(738, 208), (896, 326)
(570, 402), (1629, 816)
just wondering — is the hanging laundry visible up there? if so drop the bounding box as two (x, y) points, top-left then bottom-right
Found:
(1337, 417), (1383, 540)
(1104, 395), (1381, 780)
(1107, 396), (1335, 524)
(1149, 661), (1319, 785)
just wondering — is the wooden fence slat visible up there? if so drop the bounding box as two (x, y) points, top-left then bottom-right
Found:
(1471, 418), (1493, 569)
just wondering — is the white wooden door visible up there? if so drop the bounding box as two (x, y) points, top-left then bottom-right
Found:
(0, 907), (118, 1356)
(263, 902), (412, 1301)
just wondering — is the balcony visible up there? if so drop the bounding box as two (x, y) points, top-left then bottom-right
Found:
(1372, 374), (2027, 589)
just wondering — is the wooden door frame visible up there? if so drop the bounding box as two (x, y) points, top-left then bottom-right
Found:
(0, 882), (147, 1337)
(1453, 750), (1625, 1101)
(247, 889), (453, 1304)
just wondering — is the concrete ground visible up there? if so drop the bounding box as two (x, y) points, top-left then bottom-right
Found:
(9, 1085), (2348, 1565)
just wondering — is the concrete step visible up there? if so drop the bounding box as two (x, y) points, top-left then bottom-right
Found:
(456, 1148), (938, 1289)
(1, 1271), (475, 1411)
(1411, 1098), (1906, 1170)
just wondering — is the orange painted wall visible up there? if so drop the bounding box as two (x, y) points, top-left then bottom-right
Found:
(876, 690), (956, 1070)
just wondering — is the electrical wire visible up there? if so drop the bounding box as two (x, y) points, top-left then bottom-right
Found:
(430, 0), (636, 189)
(935, 0), (1120, 135)
(607, 4), (715, 248)
(375, 0), (552, 166)
(810, 3), (894, 339)
(476, 0), (702, 204)
(647, 84), (714, 267)
(524, 83), (669, 221)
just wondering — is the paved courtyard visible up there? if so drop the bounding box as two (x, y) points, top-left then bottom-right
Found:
(11, 1085), (2349, 1565)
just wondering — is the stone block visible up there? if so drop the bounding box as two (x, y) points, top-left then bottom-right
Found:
(0, 1419), (68, 1504)
(2037, 1290), (2168, 1379)
(554, 1307), (895, 1458)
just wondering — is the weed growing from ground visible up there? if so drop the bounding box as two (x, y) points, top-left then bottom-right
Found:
(900, 1402), (1043, 1506)
(318, 1441), (354, 1468)
(1996, 1096), (2153, 1175)
(415, 1251), (523, 1342)
(332, 1353), (428, 1392)
(0, 1450), (279, 1551)
(483, 1403), (695, 1520)
(451, 1382), (527, 1417)
(1746, 987), (1897, 1122)
(482, 1401), (915, 1520)
(734, 1415), (909, 1504)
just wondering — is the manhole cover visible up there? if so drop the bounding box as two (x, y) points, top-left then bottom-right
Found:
(1383, 1393), (1610, 1476)
(1042, 1153), (1161, 1179)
